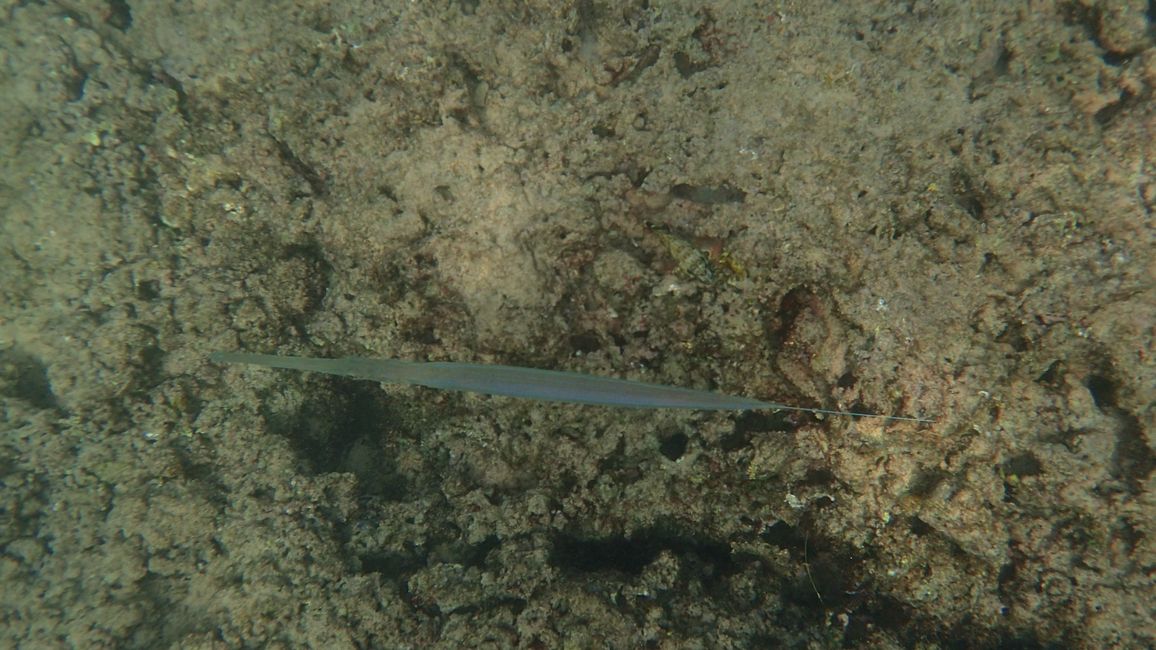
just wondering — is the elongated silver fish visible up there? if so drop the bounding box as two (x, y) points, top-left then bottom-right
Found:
(210, 352), (932, 423)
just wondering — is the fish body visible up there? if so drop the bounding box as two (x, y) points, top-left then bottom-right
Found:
(210, 352), (933, 423)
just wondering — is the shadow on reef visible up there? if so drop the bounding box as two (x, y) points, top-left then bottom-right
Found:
(256, 368), (1078, 647)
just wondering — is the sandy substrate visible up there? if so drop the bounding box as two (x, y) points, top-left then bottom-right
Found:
(1, 1), (1153, 647)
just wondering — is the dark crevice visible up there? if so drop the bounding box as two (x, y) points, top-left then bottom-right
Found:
(759, 518), (931, 642)
(105, 0), (133, 31)
(609, 44), (660, 86)
(145, 67), (190, 120)
(1001, 452), (1043, 478)
(1110, 517), (1143, 557)
(359, 548), (425, 580)
(673, 51), (710, 78)
(268, 379), (416, 500)
(0, 348), (60, 411)
(1036, 359), (1062, 386)
(671, 183), (746, 204)
(909, 516), (934, 537)
(568, 331), (602, 354)
(800, 467), (838, 488)
(721, 410), (796, 451)
(1085, 373), (1117, 409)
(906, 467), (948, 499)
(446, 53), (488, 127)
(996, 319), (1031, 352)
(270, 136), (327, 197)
(764, 286), (815, 353)
(551, 526), (736, 578)
(1093, 90), (1136, 126)
(950, 168), (987, 221)
(1111, 412), (1155, 495)
(56, 39), (89, 102)
(658, 432), (689, 461)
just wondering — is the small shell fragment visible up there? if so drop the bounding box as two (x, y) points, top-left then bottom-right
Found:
(657, 231), (715, 283)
